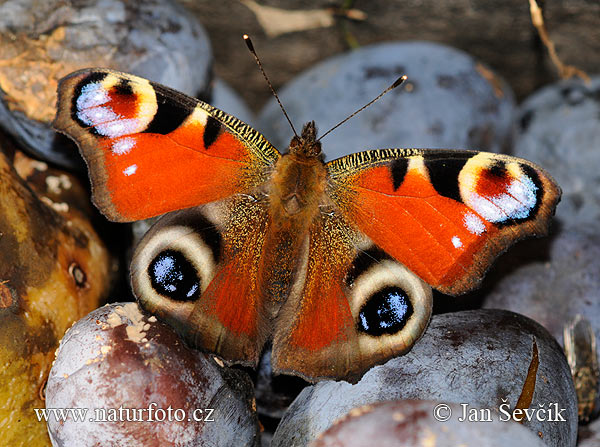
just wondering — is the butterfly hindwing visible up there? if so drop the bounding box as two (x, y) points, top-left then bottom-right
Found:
(326, 149), (561, 295)
(130, 194), (273, 366)
(54, 68), (280, 222)
(272, 210), (433, 382)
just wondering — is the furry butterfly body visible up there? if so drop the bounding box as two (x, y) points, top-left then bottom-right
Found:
(54, 68), (560, 382)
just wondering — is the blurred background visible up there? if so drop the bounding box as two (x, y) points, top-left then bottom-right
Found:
(184, 0), (599, 109)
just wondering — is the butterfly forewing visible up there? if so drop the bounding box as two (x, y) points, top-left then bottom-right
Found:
(54, 68), (280, 222)
(326, 149), (561, 295)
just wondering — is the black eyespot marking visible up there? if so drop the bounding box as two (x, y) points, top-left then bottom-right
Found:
(357, 286), (413, 336)
(72, 72), (108, 133)
(203, 115), (222, 149)
(345, 246), (392, 287)
(198, 221), (223, 264)
(424, 152), (476, 203)
(114, 78), (134, 97)
(148, 249), (200, 302)
(145, 82), (195, 135)
(390, 158), (408, 191)
(487, 161), (507, 179)
(183, 213), (223, 264)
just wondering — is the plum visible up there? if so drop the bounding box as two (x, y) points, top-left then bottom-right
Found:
(271, 310), (577, 447)
(46, 302), (260, 447)
(311, 400), (547, 447)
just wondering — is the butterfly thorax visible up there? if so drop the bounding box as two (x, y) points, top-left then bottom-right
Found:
(258, 122), (328, 309)
(269, 121), (327, 223)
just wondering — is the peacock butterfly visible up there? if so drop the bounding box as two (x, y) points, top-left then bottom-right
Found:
(53, 65), (560, 382)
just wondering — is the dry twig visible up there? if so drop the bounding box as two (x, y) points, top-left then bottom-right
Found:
(528, 0), (590, 82)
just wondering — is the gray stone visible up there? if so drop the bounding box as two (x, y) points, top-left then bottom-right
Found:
(258, 41), (515, 160)
(513, 77), (600, 229)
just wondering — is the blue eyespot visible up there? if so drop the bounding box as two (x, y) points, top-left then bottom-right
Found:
(358, 287), (413, 336)
(148, 250), (200, 301)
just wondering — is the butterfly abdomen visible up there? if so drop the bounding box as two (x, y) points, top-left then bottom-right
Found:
(259, 149), (329, 313)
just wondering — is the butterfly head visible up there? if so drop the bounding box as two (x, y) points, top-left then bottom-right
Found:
(289, 121), (322, 159)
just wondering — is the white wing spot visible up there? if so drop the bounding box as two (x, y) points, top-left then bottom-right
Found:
(464, 212), (486, 235)
(112, 137), (136, 155)
(467, 175), (538, 223)
(466, 192), (505, 223)
(123, 164), (138, 176)
(96, 118), (141, 138)
(77, 106), (118, 128)
(77, 83), (109, 109)
(451, 236), (463, 248)
(76, 82), (142, 138)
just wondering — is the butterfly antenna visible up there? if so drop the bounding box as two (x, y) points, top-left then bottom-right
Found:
(244, 34), (298, 137)
(317, 75), (408, 142)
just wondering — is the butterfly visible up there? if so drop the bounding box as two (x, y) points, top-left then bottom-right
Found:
(54, 68), (560, 382)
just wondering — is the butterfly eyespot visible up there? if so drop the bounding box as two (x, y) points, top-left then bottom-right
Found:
(346, 249), (432, 346)
(130, 209), (224, 325)
(357, 286), (413, 336)
(148, 249), (200, 302)
(458, 155), (543, 226)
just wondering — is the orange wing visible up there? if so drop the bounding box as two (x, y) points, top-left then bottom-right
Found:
(130, 194), (273, 366)
(326, 149), (561, 295)
(54, 69), (279, 222)
(272, 211), (432, 382)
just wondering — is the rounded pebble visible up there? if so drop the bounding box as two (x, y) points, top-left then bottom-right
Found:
(258, 41), (515, 160)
